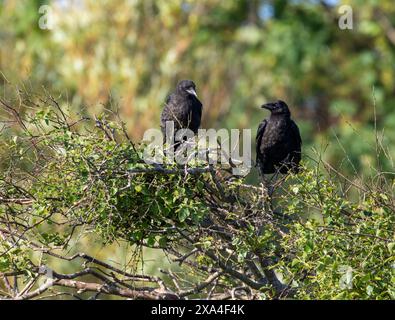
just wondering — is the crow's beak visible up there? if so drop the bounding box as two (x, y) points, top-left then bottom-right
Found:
(261, 103), (274, 110)
(186, 88), (198, 98)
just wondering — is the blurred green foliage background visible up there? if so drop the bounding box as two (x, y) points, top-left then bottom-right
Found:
(1, 0), (394, 177)
(0, 0), (394, 299)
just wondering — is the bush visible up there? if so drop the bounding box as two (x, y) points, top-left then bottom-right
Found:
(0, 92), (393, 299)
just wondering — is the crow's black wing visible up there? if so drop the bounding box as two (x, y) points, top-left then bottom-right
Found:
(255, 119), (267, 165)
(290, 120), (302, 148)
(165, 94), (171, 105)
(160, 94), (176, 137)
(161, 94), (177, 124)
(289, 120), (302, 168)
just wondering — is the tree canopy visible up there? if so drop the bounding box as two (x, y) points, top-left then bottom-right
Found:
(0, 0), (394, 300)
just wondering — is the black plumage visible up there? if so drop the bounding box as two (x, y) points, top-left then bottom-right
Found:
(160, 80), (203, 145)
(256, 100), (302, 175)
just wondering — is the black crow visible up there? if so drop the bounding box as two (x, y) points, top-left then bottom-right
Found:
(256, 100), (302, 175)
(160, 80), (203, 145)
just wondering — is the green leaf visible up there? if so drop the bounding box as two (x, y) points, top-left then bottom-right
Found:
(158, 237), (167, 248)
(292, 186), (299, 194)
(146, 236), (155, 247)
(178, 208), (190, 222)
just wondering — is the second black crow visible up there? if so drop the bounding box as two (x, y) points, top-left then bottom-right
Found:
(256, 100), (302, 175)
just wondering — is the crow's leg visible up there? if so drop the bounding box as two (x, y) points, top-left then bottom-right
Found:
(266, 167), (284, 197)
(272, 172), (288, 191)
(260, 174), (277, 200)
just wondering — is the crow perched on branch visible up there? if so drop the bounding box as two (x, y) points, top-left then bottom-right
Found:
(160, 80), (203, 145)
(256, 100), (302, 175)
